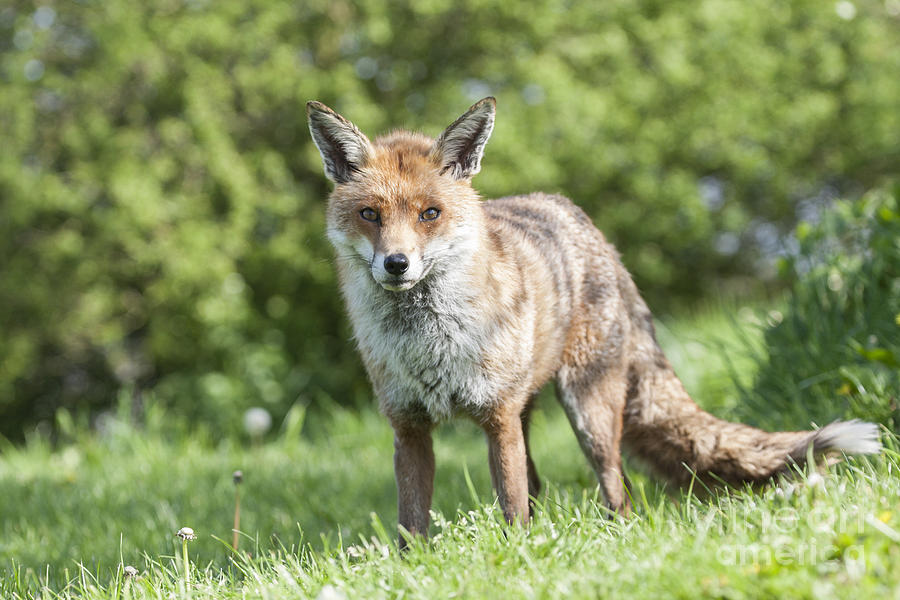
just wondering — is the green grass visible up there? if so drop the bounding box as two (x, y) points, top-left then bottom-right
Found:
(655, 300), (768, 421)
(2, 304), (898, 598)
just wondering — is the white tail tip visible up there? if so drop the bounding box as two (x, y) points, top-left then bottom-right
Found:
(812, 419), (882, 455)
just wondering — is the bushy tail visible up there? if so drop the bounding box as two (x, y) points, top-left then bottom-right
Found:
(622, 368), (881, 486)
(801, 419), (882, 459)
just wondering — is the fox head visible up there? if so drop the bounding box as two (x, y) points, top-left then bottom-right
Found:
(307, 98), (496, 292)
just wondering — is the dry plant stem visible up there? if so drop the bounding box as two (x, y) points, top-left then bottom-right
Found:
(182, 538), (191, 598)
(232, 486), (241, 552)
(175, 527), (196, 597)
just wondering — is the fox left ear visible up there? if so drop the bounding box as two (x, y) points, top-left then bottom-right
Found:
(430, 97), (496, 180)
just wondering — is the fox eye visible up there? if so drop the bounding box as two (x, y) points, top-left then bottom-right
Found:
(421, 207), (440, 221)
(360, 207), (378, 222)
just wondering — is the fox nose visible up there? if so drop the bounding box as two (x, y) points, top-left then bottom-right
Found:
(384, 253), (409, 276)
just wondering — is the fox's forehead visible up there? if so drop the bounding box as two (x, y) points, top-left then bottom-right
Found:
(374, 130), (434, 156)
(338, 131), (444, 204)
(369, 131), (437, 178)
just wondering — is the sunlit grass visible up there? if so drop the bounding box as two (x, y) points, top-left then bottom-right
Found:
(1, 301), (897, 598)
(2, 420), (896, 599)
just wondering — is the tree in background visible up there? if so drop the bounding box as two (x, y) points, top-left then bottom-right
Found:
(1, 0), (898, 437)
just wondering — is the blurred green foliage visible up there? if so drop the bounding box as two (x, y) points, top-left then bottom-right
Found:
(740, 185), (900, 431)
(1, 0), (898, 437)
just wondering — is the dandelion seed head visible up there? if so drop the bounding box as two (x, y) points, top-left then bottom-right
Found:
(807, 472), (826, 489)
(316, 584), (348, 600)
(779, 482), (796, 499)
(176, 526), (197, 541)
(835, 1), (857, 19)
(243, 407), (272, 437)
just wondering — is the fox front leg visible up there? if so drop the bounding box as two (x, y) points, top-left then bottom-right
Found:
(483, 407), (530, 525)
(391, 419), (435, 549)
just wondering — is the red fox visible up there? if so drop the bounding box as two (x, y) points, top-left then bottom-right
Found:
(306, 97), (880, 544)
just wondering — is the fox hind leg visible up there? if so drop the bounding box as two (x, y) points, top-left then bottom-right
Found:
(555, 367), (632, 515)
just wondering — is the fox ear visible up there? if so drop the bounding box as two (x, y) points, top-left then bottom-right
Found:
(430, 97), (496, 180)
(307, 101), (374, 184)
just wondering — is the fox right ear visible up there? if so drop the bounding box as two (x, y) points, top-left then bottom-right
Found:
(307, 101), (374, 184)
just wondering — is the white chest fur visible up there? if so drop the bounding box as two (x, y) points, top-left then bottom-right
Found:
(342, 265), (501, 421)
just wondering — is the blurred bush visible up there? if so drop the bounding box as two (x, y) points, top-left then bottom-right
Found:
(0, 0), (898, 436)
(739, 184), (899, 431)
